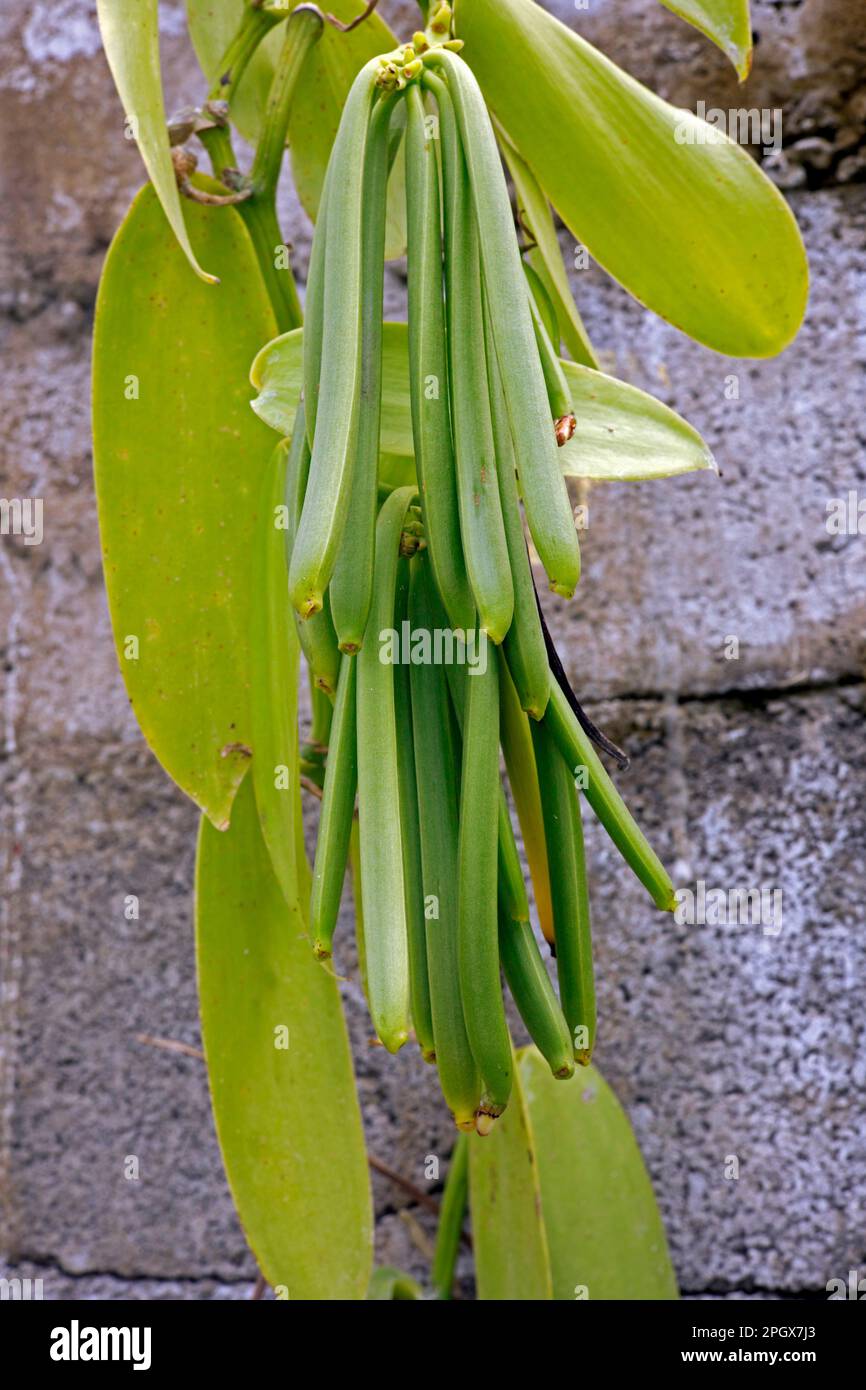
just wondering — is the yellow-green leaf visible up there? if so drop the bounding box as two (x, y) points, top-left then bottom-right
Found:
(455, 0), (807, 357)
(196, 775), (373, 1298)
(97, 0), (216, 282)
(251, 322), (717, 481)
(519, 1047), (678, 1299)
(93, 183), (278, 830)
(658, 0), (753, 82)
(468, 1059), (553, 1300)
(499, 132), (598, 368)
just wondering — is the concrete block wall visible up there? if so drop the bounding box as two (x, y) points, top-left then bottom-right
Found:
(0, 0), (863, 1299)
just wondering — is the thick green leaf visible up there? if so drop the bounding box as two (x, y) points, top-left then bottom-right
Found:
(455, 0), (807, 357)
(250, 441), (298, 904)
(93, 183), (278, 830)
(519, 1047), (678, 1300)
(187, 0), (405, 255)
(658, 0), (753, 81)
(97, 1), (215, 282)
(468, 1059), (553, 1300)
(196, 775), (373, 1298)
(251, 322), (717, 481)
(499, 132), (598, 369)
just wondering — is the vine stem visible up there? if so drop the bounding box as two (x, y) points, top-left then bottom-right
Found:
(207, 3), (282, 107)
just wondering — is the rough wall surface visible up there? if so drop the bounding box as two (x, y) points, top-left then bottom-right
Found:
(0, 0), (864, 1300)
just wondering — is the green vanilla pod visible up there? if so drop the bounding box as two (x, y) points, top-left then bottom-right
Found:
(283, 405), (340, 696)
(522, 259), (560, 353)
(525, 280), (577, 446)
(330, 92), (398, 653)
(544, 679), (678, 912)
(425, 51), (580, 597)
(457, 641), (513, 1128)
(430, 1133), (469, 1300)
(356, 486), (416, 1051)
(289, 61), (379, 617)
(482, 294), (550, 719)
(530, 717), (596, 1064)
(499, 657), (555, 943)
(498, 909), (574, 1079)
(438, 612), (530, 928)
(310, 654), (358, 959)
(408, 557), (480, 1132)
(301, 157), (332, 451)
(393, 558), (436, 1062)
(428, 69), (513, 643)
(404, 81), (475, 632)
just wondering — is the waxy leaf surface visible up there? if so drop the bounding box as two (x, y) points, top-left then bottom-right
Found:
(468, 1057), (553, 1300)
(657, 0), (752, 81)
(93, 184), (277, 829)
(519, 1048), (678, 1300)
(455, 0), (806, 356)
(196, 775), (372, 1298)
(251, 322), (717, 482)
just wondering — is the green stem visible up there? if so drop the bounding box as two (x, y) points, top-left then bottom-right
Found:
(240, 195), (304, 331)
(240, 5), (324, 331)
(207, 3), (282, 106)
(251, 6), (324, 200)
(431, 1134), (469, 1299)
(200, 1), (284, 175)
(198, 124), (237, 182)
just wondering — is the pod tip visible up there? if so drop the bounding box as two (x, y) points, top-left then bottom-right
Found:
(549, 580), (576, 600)
(381, 1028), (410, 1055)
(554, 1061), (575, 1080)
(575, 1050), (593, 1068)
(475, 1111), (498, 1138)
(421, 1047), (437, 1065)
(455, 1117), (477, 1134)
(296, 594), (323, 620)
(312, 941), (332, 961)
(338, 640), (361, 655)
(313, 676), (336, 697)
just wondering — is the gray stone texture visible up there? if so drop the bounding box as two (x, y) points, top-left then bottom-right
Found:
(1, 0), (864, 1300)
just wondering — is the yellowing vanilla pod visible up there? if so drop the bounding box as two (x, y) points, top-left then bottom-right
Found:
(429, 70), (514, 644)
(456, 641), (513, 1127)
(356, 486), (416, 1052)
(330, 93), (398, 654)
(482, 294), (550, 720)
(408, 557), (480, 1132)
(289, 61), (379, 618)
(498, 909), (574, 1080)
(393, 558), (436, 1063)
(530, 717), (596, 1064)
(310, 654), (358, 959)
(426, 51), (580, 598)
(404, 82), (475, 632)
(544, 678), (678, 912)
